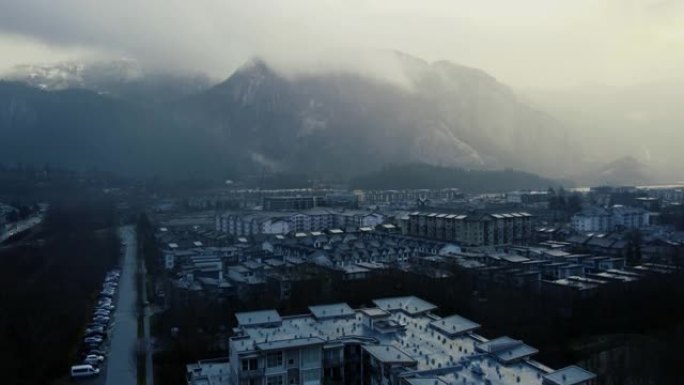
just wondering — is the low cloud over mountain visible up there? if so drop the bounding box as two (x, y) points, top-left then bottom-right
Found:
(1, 53), (579, 180)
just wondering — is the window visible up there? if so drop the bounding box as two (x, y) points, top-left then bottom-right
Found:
(301, 346), (321, 368)
(302, 369), (321, 385)
(266, 375), (284, 385)
(267, 352), (283, 368)
(241, 358), (258, 371)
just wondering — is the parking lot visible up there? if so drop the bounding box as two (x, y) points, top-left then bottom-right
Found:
(74, 226), (138, 385)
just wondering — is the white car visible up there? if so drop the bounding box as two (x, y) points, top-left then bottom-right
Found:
(84, 336), (103, 344)
(83, 354), (105, 365)
(71, 364), (100, 378)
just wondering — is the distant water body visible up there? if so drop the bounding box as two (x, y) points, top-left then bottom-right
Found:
(569, 183), (684, 193)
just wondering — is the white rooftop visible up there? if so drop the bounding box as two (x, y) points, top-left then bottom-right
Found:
(429, 314), (480, 337)
(234, 310), (282, 327)
(230, 304), (563, 385)
(373, 296), (438, 315)
(363, 344), (416, 364)
(309, 303), (355, 320)
(543, 365), (597, 385)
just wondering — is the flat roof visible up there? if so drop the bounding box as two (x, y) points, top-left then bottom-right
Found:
(477, 336), (539, 363)
(235, 310), (282, 327)
(360, 308), (390, 318)
(429, 314), (480, 337)
(363, 345), (416, 364)
(544, 365), (597, 385)
(257, 337), (325, 351)
(309, 303), (355, 320)
(373, 296), (438, 315)
(227, 303), (595, 385)
(404, 379), (448, 385)
(339, 265), (370, 274)
(501, 255), (531, 263)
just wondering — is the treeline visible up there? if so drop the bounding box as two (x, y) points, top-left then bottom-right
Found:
(350, 163), (568, 192)
(0, 199), (119, 385)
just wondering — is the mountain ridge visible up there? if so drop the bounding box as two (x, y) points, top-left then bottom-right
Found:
(1, 53), (582, 182)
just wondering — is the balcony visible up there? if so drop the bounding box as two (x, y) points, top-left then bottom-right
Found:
(324, 356), (344, 367)
(239, 368), (265, 379)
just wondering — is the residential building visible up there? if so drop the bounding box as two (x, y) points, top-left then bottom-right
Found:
(263, 196), (320, 211)
(571, 205), (649, 233)
(406, 210), (534, 246)
(217, 209), (385, 237)
(571, 207), (612, 232)
(187, 296), (595, 385)
(611, 205), (650, 230)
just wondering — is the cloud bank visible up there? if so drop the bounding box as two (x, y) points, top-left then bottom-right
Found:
(0, 0), (683, 86)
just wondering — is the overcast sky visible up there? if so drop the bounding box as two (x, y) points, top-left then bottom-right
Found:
(1, 0), (683, 88)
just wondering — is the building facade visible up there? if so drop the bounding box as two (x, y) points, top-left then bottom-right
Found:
(571, 206), (649, 233)
(406, 211), (534, 246)
(187, 296), (595, 385)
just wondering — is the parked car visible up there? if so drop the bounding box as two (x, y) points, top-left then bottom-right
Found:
(84, 336), (103, 344)
(71, 364), (100, 378)
(86, 322), (106, 329)
(96, 304), (115, 312)
(85, 326), (105, 334)
(83, 354), (105, 365)
(84, 341), (101, 349)
(86, 349), (106, 357)
(93, 309), (111, 316)
(92, 316), (110, 324)
(84, 330), (105, 339)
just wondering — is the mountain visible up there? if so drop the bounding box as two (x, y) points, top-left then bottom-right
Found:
(350, 163), (565, 192)
(0, 81), (225, 177)
(4, 59), (212, 105)
(0, 53), (577, 182)
(178, 55), (575, 178)
(524, 81), (684, 183)
(578, 156), (656, 187)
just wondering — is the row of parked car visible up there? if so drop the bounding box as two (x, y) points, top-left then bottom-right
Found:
(70, 269), (121, 379)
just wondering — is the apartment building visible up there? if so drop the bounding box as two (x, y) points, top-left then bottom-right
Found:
(406, 211), (534, 246)
(571, 205), (650, 233)
(217, 209), (385, 236)
(187, 296), (595, 385)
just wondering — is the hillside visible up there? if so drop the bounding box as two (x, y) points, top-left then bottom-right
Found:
(350, 163), (565, 192)
(1, 54), (578, 180)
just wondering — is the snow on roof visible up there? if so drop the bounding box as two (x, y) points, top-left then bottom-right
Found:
(543, 365), (597, 385)
(429, 314), (480, 337)
(235, 310), (282, 327)
(309, 303), (355, 320)
(373, 296), (437, 315)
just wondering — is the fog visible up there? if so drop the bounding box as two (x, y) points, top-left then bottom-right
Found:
(0, 0), (683, 182)
(1, 0), (683, 88)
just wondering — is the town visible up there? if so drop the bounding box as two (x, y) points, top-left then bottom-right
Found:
(137, 182), (682, 385)
(2, 171), (683, 385)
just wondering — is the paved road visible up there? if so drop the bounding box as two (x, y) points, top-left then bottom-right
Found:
(142, 263), (154, 385)
(103, 226), (139, 385)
